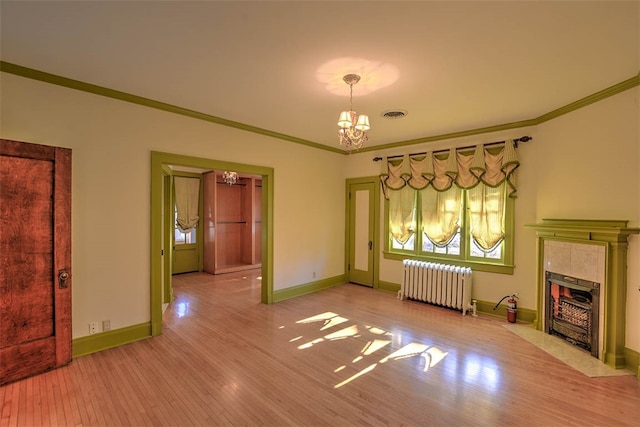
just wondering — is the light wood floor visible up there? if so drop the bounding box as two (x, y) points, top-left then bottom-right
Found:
(2, 270), (639, 426)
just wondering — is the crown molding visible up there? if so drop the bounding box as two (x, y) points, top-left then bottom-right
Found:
(1, 61), (638, 156)
(533, 72), (640, 124)
(358, 72), (639, 154)
(0, 61), (344, 155)
(354, 118), (539, 153)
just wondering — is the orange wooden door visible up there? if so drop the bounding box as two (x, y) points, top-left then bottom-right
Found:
(0, 139), (72, 385)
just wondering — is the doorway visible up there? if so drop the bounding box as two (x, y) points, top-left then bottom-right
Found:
(150, 151), (274, 336)
(345, 177), (380, 288)
(171, 173), (203, 275)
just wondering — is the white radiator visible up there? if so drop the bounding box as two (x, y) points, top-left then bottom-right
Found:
(398, 260), (473, 315)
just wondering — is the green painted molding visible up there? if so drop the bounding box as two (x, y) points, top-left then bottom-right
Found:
(382, 251), (515, 275)
(150, 151), (275, 337)
(475, 299), (537, 324)
(73, 323), (151, 358)
(623, 347), (640, 381)
(273, 275), (346, 303)
(355, 118), (538, 153)
(0, 61), (344, 155)
(525, 219), (640, 239)
(356, 72), (640, 154)
(2, 61), (637, 156)
(534, 73), (640, 124)
(377, 280), (400, 294)
(527, 219), (640, 369)
(374, 281), (537, 322)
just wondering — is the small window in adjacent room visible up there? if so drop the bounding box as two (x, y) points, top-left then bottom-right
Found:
(174, 206), (196, 244)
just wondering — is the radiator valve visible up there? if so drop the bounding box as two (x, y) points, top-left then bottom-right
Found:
(470, 299), (478, 317)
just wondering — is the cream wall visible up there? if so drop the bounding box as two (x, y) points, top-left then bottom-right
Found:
(536, 87), (640, 351)
(535, 88), (639, 222)
(0, 73), (347, 338)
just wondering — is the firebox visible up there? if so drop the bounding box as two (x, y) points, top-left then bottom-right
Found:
(545, 271), (600, 358)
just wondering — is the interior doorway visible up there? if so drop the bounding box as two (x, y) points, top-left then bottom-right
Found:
(345, 176), (380, 289)
(150, 151), (274, 337)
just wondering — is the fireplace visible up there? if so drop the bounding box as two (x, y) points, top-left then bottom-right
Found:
(526, 219), (639, 368)
(545, 271), (599, 358)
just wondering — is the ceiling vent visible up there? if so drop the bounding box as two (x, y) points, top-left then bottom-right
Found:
(382, 110), (407, 119)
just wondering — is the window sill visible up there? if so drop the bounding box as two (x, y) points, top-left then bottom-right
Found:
(382, 251), (515, 275)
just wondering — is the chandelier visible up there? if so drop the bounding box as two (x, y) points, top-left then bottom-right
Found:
(337, 74), (370, 152)
(222, 171), (238, 185)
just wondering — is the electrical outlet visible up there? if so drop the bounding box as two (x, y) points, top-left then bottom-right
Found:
(89, 322), (98, 334)
(102, 320), (111, 331)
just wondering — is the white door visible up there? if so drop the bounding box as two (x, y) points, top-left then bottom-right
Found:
(347, 181), (375, 287)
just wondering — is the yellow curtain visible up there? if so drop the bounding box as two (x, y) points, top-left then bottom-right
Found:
(380, 141), (519, 198)
(174, 176), (200, 233)
(468, 182), (506, 250)
(380, 141), (519, 251)
(389, 186), (415, 245)
(421, 186), (461, 246)
(380, 155), (410, 199)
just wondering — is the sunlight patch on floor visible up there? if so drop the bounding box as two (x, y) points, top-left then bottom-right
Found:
(282, 311), (449, 388)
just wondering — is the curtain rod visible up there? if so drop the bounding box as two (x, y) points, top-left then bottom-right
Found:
(372, 135), (532, 162)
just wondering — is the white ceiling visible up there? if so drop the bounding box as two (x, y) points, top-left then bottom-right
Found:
(1, 1), (638, 150)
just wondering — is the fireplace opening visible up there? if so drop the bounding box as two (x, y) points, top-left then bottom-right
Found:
(545, 271), (600, 358)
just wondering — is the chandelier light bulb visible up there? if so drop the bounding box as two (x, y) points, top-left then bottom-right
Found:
(337, 111), (353, 128)
(355, 114), (370, 131)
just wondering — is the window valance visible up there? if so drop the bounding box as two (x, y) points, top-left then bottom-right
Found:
(380, 140), (520, 199)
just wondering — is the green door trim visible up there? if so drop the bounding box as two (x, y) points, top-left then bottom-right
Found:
(162, 171), (173, 304)
(345, 176), (380, 289)
(151, 151), (274, 336)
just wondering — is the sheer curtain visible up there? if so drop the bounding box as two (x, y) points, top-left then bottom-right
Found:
(381, 156), (416, 245)
(389, 186), (415, 246)
(421, 186), (461, 246)
(174, 176), (200, 233)
(468, 182), (506, 250)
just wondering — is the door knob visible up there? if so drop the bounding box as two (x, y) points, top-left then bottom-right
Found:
(58, 270), (70, 289)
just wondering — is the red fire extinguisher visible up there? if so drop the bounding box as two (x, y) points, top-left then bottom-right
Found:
(493, 293), (519, 323)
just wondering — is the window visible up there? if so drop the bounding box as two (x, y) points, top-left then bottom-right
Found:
(174, 205), (196, 244)
(381, 142), (519, 274)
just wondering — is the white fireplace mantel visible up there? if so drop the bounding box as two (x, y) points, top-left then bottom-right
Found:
(526, 219), (640, 369)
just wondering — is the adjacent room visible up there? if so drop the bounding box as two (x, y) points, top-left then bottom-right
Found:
(1, 1), (639, 425)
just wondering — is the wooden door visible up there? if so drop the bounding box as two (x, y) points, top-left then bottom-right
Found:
(0, 139), (72, 385)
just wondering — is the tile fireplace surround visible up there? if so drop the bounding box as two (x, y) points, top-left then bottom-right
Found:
(526, 219), (639, 369)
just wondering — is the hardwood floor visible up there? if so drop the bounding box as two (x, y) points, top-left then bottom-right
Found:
(2, 270), (639, 426)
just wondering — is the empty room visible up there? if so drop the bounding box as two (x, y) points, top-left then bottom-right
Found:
(1, 1), (639, 426)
